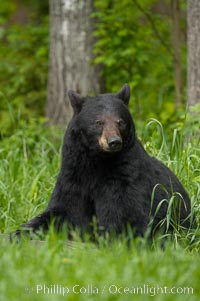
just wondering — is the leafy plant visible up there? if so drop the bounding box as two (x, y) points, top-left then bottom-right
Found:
(0, 0), (49, 139)
(93, 0), (187, 131)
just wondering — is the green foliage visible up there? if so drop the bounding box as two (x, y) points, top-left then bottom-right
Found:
(93, 0), (187, 129)
(0, 0), (49, 139)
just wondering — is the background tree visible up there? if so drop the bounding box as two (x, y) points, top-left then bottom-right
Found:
(187, 0), (200, 107)
(46, 0), (102, 125)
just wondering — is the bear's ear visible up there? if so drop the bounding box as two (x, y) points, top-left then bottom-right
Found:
(68, 90), (85, 114)
(116, 83), (130, 105)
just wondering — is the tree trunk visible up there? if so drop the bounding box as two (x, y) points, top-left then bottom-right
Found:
(171, 0), (183, 108)
(187, 0), (200, 107)
(46, 0), (102, 125)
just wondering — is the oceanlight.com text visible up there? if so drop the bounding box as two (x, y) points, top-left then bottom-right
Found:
(24, 283), (194, 296)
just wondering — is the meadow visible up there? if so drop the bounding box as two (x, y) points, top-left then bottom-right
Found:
(0, 117), (199, 301)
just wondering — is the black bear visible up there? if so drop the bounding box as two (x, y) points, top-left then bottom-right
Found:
(15, 84), (192, 238)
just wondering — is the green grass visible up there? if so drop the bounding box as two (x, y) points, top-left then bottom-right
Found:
(0, 119), (200, 301)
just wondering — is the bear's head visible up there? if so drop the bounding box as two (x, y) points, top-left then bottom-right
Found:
(68, 84), (135, 156)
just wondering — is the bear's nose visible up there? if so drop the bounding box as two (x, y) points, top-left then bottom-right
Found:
(107, 136), (122, 151)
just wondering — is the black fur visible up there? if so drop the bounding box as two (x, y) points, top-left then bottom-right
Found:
(15, 84), (192, 238)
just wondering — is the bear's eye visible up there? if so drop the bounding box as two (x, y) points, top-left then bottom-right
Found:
(96, 120), (104, 126)
(117, 119), (126, 127)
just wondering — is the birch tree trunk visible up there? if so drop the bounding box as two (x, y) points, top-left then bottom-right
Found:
(46, 0), (101, 125)
(187, 0), (200, 107)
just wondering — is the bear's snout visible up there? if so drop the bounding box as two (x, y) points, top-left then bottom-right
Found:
(97, 115), (123, 153)
(99, 133), (122, 153)
(107, 136), (122, 152)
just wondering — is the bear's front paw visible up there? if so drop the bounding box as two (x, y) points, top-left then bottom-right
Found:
(9, 229), (23, 242)
(9, 226), (34, 242)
